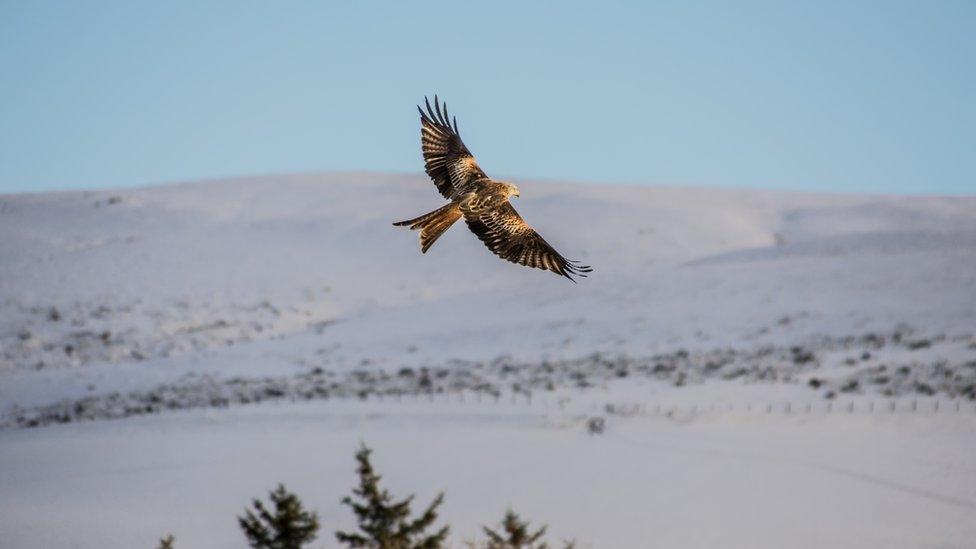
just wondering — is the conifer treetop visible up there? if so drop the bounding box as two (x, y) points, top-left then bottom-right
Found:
(238, 483), (320, 549)
(336, 444), (449, 549)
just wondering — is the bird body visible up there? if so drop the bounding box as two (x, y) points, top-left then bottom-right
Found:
(394, 96), (592, 281)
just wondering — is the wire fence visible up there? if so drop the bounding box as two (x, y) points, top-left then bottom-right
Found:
(357, 388), (976, 418)
(10, 384), (975, 430)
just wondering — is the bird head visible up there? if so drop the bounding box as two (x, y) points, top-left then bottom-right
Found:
(506, 183), (520, 198)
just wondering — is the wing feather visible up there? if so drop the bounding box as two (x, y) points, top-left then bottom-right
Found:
(419, 95), (487, 198)
(461, 201), (592, 281)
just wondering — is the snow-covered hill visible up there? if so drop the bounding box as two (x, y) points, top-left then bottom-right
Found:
(1, 173), (974, 548)
(2, 173), (974, 409)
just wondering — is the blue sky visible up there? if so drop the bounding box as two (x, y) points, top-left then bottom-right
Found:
(1, 1), (974, 195)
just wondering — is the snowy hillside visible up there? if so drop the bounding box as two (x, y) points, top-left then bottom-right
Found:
(1, 173), (975, 548)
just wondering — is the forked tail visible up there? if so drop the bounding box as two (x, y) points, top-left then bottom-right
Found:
(392, 202), (462, 253)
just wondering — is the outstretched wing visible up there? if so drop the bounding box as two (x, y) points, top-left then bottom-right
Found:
(419, 96), (488, 199)
(461, 201), (592, 281)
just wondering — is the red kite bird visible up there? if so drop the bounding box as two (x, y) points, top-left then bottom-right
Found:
(394, 96), (592, 282)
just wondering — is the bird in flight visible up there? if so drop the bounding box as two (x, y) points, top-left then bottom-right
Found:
(394, 96), (592, 282)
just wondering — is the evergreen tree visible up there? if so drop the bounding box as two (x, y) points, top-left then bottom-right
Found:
(156, 534), (175, 549)
(238, 483), (320, 549)
(336, 445), (449, 548)
(482, 510), (548, 549)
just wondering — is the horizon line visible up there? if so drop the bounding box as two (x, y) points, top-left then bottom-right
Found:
(2, 169), (974, 200)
